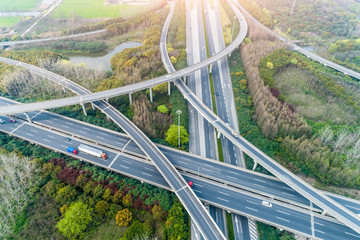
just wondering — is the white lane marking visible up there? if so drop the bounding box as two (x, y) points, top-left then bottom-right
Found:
(122, 139), (132, 150)
(62, 124), (70, 128)
(218, 191), (229, 196)
(217, 197), (229, 202)
(79, 130), (86, 134)
(60, 145), (67, 148)
(26, 133), (34, 137)
(196, 183), (203, 188)
(65, 122), (74, 125)
(30, 110), (43, 120)
(246, 200), (259, 205)
(119, 164), (129, 169)
(314, 222), (324, 226)
(315, 229), (325, 234)
(282, 186), (294, 191)
(178, 161), (188, 165)
(122, 160), (132, 164)
(245, 207), (258, 212)
(108, 152), (121, 169)
(345, 232), (360, 238)
(82, 127), (90, 130)
(99, 132), (108, 136)
(276, 217), (290, 222)
(276, 210), (290, 215)
(145, 167), (155, 172)
(142, 172), (152, 177)
(282, 191), (295, 197)
(345, 204), (360, 211)
(115, 141), (123, 145)
(228, 176), (237, 180)
(97, 136), (105, 140)
(30, 129), (38, 133)
(254, 178), (266, 183)
(202, 168), (212, 172)
(47, 135), (55, 139)
(10, 122), (25, 133)
(43, 138), (51, 143)
(253, 183), (265, 188)
(228, 171), (239, 175)
(45, 119), (53, 123)
(193, 189), (202, 193)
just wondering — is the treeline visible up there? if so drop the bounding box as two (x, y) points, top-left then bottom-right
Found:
(50, 40), (108, 53)
(237, 0), (273, 28)
(240, 22), (360, 188)
(0, 50), (61, 66)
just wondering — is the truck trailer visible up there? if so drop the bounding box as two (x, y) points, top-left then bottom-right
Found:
(78, 144), (108, 159)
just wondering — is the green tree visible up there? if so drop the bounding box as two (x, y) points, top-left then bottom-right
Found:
(123, 194), (133, 208)
(55, 185), (77, 206)
(165, 201), (188, 239)
(76, 174), (87, 188)
(95, 200), (109, 218)
(113, 190), (122, 204)
(152, 205), (164, 221)
(157, 105), (169, 114)
(115, 208), (132, 227)
(122, 220), (150, 240)
(56, 201), (93, 239)
(166, 124), (189, 147)
(266, 61), (274, 69)
(102, 188), (112, 202)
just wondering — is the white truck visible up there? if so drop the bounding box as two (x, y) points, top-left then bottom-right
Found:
(78, 144), (108, 160)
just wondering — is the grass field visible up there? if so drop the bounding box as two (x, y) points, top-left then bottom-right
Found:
(0, 0), (39, 11)
(0, 17), (22, 27)
(51, 0), (159, 19)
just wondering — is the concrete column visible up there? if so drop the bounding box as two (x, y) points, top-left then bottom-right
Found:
(129, 93), (132, 105)
(252, 161), (258, 171)
(106, 97), (109, 102)
(229, 53), (231, 57)
(91, 103), (96, 111)
(149, 88), (153, 103)
(168, 82), (171, 95)
(217, 130), (221, 139)
(24, 113), (32, 123)
(209, 64), (213, 73)
(81, 103), (87, 116)
(62, 86), (66, 93)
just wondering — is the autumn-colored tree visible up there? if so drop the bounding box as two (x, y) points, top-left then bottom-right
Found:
(76, 174), (87, 188)
(151, 205), (164, 221)
(102, 188), (112, 202)
(115, 208), (132, 227)
(57, 201), (93, 239)
(113, 190), (123, 204)
(166, 124), (189, 147)
(55, 185), (77, 206)
(60, 204), (68, 216)
(123, 194), (133, 208)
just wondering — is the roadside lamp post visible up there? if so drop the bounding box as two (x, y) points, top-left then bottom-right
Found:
(176, 110), (182, 147)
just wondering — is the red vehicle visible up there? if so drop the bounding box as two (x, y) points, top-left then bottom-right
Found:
(9, 118), (16, 123)
(188, 181), (193, 188)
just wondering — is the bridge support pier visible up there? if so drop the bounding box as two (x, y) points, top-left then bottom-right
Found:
(91, 103), (96, 111)
(217, 130), (221, 139)
(209, 64), (213, 73)
(81, 103), (87, 116)
(24, 113), (32, 123)
(168, 82), (171, 95)
(129, 93), (132, 105)
(106, 98), (109, 102)
(252, 161), (258, 171)
(149, 88), (153, 103)
(62, 86), (66, 93)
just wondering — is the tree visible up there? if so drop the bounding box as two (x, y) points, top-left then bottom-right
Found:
(166, 124), (189, 147)
(122, 220), (150, 240)
(56, 201), (93, 239)
(113, 190), (123, 204)
(266, 61), (274, 69)
(157, 105), (169, 114)
(151, 205), (164, 221)
(102, 188), (112, 202)
(115, 208), (132, 227)
(55, 185), (77, 206)
(165, 201), (188, 239)
(123, 194), (133, 208)
(76, 174), (87, 188)
(95, 200), (109, 218)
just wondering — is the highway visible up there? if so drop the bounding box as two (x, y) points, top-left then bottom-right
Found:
(0, 0), (360, 234)
(202, 1), (256, 239)
(0, 102), (358, 239)
(0, 61), (226, 239)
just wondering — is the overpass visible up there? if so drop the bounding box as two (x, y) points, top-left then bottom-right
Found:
(0, 97), (359, 239)
(0, 0), (360, 235)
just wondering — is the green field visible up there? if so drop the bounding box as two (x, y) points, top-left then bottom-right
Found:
(0, 17), (22, 27)
(0, 0), (39, 11)
(51, 0), (159, 19)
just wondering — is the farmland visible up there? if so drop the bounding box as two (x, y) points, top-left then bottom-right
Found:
(0, 17), (22, 27)
(0, 0), (39, 11)
(51, 0), (161, 19)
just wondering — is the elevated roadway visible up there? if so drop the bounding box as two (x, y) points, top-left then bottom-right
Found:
(0, 98), (358, 239)
(0, 0), (360, 233)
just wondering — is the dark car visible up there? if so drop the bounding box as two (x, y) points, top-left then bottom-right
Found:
(215, 92), (219, 97)
(9, 118), (16, 123)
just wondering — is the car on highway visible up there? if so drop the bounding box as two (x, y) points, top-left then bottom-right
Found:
(0, 119), (4, 124)
(232, 131), (239, 137)
(262, 200), (272, 208)
(9, 118), (16, 123)
(215, 92), (219, 97)
(188, 181), (193, 188)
